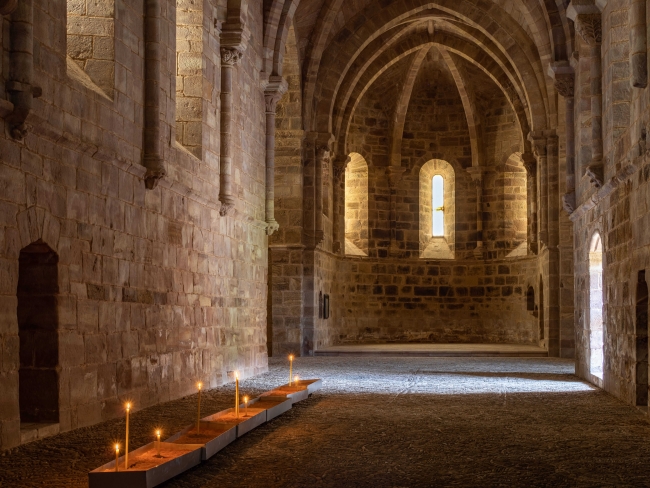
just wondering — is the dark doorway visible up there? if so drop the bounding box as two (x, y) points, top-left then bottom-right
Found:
(539, 277), (544, 341)
(18, 241), (60, 423)
(636, 270), (648, 407)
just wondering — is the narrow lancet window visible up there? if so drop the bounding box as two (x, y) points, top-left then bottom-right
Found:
(432, 175), (444, 237)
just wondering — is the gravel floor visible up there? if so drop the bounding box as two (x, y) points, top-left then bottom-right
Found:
(2, 357), (650, 487)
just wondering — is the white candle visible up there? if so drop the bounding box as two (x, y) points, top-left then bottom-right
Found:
(235, 372), (240, 418)
(125, 403), (131, 469)
(289, 355), (294, 385)
(196, 382), (202, 434)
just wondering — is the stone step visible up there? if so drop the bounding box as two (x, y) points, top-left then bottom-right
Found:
(314, 343), (548, 358)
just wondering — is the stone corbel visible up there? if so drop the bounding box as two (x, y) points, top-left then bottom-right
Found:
(263, 76), (288, 235)
(386, 166), (406, 188)
(585, 163), (604, 188)
(0, 0), (17, 15)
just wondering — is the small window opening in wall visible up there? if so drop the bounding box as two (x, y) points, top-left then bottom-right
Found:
(18, 241), (60, 426)
(636, 270), (648, 407)
(432, 175), (444, 237)
(589, 232), (604, 379)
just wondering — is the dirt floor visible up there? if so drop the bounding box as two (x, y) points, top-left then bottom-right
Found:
(1, 357), (650, 487)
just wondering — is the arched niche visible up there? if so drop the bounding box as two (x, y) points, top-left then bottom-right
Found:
(419, 159), (455, 259)
(345, 152), (368, 256)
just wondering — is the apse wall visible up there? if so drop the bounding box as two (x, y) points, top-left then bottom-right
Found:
(302, 51), (539, 350)
(0, 1), (269, 449)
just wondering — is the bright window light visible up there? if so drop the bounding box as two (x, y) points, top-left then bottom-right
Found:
(432, 175), (444, 236)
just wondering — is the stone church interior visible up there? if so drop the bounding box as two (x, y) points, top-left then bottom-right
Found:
(1, 0), (650, 485)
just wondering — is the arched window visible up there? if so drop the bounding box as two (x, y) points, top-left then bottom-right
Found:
(432, 175), (444, 237)
(345, 153), (368, 256)
(589, 232), (604, 380)
(420, 159), (454, 259)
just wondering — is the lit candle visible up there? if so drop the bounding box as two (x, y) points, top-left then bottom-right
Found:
(235, 371), (240, 418)
(115, 444), (120, 472)
(243, 395), (249, 416)
(196, 382), (202, 434)
(294, 374), (299, 385)
(125, 402), (131, 469)
(156, 429), (161, 457)
(289, 354), (294, 385)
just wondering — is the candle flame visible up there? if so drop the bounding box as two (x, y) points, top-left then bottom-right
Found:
(197, 381), (202, 390)
(156, 429), (161, 436)
(115, 443), (120, 453)
(125, 402), (131, 411)
(235, 371), (239, 379)
(243, 395), (248, 402)
(294, 375), (299, 383)
(289, 354), (294, 361)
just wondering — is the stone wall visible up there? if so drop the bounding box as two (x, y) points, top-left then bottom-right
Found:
(0, 0), (269, 450)
(317, 254), (539, 347)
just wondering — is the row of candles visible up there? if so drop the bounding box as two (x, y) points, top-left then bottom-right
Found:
(112, 355), (300, 472)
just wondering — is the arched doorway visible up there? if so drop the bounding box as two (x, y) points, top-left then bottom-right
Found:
(636, 270), (648, 406)
(589, 232), (604, 379)
(18, 241), (60, 424)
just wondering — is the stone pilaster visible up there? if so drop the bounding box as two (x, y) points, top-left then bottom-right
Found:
(630, 0), (648, 88)
(549, 62), (576, 214)
(143, 0), (166, 189)
(529, 134), (548, 249)
(263, 76), (288, 235)
(387, 166), (406, 255)
(467, 167), (485, 259)
(219, 46), (244, 215)
(6, 0), (41, 141)
(332, 156), (350, 255)
(568, 2), (603, 189)
(522, 152), (538, 254)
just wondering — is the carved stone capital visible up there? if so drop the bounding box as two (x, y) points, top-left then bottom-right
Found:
(264, 91), (283, 114)
(562, 192), (576, 214)
(585, 164), (604, 189)
(0, 0), (17, 15)
(220, 47), (243, 66)
(575, 13), (602, 46)
(386, 166), (406, 187)
(554, 73), (575, 98)
(264, 76), (288, 113)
